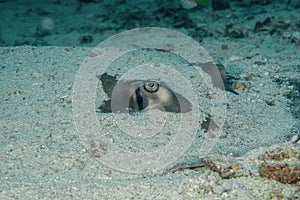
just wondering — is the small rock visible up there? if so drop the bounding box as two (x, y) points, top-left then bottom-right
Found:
(254, 17), (273, 33)
(290, 123), (300, 143)
(228, 29), (245, 38)
(232, 82), (246, 90)
(221, 44), (228, 50)
(265, 100), (275, 106)
(229, 55), (242, 61)
(290, 134), (300, 143)
(212, 0), (230, 10)
(180, 0), (198, 9)
(254, 60), (266, 66)
(282, 31), (292, 39)
(291, 32), (300, 44)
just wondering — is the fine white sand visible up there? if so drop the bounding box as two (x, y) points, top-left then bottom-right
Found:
(0, 38), (299, 198)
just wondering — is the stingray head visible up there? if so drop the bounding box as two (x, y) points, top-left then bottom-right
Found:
(130, 80), (192, 113)
(98, 73), (192, 113)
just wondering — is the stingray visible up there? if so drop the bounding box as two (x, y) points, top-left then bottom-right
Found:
(97, 62), (237, 114)
(96, 64), (237, 174)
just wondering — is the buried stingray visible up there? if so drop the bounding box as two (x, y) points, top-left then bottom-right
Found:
(98, 73), (192, 113)
(97, 64), (238, 173)
(97, 62), (237, 114)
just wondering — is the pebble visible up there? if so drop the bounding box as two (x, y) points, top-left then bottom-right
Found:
(290, 123), (300, 143)
(287, 85), (294, 90)
(282, 31), (291, 39)
(180, 0), (198, 9)
(32, 82), (40, 86)
(232, 82), (245, 89)
(290, 134), (300, 143)
(291, 32), (300, 44)
(229, 55), (243, 61)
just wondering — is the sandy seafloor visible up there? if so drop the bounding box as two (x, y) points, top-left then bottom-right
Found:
(0, 0), (300, 199)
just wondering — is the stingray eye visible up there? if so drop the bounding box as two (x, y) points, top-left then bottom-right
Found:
(144, 81), (159, 93)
